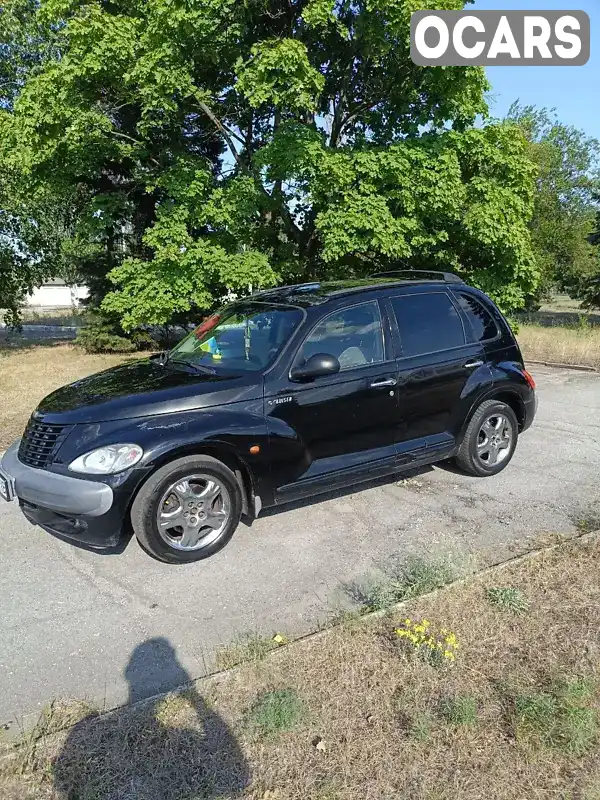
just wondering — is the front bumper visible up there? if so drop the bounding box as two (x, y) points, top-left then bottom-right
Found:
(1, 441), (124, 548)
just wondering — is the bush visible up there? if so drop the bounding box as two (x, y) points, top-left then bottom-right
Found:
(76, 314), (155, 354)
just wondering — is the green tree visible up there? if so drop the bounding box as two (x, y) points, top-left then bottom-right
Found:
(505, 102), (600, 309)
(2, 0), (539, 333)
(578, 193), (600, 310)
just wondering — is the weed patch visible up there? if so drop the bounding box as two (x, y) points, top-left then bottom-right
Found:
(348, 554), (459, 612)
(215, 632), (287, 670)
(486, 586), (529, 615)
(244, 689), (306, 740)
(514, 679), (598, 755)
(440, 695), (478, 726)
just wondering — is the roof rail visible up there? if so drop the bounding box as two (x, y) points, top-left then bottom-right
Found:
(369, 269), (464, 284)
(252, 282), (321, 296)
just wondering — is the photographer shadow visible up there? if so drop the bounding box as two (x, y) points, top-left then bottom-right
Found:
(52, 637), (249, 799)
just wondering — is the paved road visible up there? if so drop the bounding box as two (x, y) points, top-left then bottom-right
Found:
(1, 366), (599, 733)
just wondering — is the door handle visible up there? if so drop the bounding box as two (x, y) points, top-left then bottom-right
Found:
(464, 360), (484, 369)
(369, 378), (397, 388)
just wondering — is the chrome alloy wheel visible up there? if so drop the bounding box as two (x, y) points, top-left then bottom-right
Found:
(156, 474), (230, 551)
(476, 413), (513, 467)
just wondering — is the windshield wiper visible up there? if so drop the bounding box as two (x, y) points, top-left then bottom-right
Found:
(168, 358), (217, 375)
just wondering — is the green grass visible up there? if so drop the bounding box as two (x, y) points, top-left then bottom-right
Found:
(440, 695), (478, 727)
(515, 680), (598, 755)
(244, 689), (306, 739)
(408, 711), (435, 742)
(555, 677), (596, 704)
(486, 587), (529, 615)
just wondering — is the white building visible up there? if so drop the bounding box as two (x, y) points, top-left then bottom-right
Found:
(26, 278), (89, 308)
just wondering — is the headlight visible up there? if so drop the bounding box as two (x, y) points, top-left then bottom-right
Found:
(68, 444), (143, 475)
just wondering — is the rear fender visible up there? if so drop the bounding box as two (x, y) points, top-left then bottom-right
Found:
(458, 363), (531, 440)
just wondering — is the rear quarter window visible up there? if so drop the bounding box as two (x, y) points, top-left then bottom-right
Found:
(454, 293), (500, 342)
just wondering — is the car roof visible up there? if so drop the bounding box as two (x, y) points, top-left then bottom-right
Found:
(252, 271), (465, 308)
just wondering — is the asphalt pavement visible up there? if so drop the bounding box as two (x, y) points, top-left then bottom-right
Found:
(1, 365), (599, 734)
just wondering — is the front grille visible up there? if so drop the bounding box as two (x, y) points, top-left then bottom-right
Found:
(18, 418), (71, 469)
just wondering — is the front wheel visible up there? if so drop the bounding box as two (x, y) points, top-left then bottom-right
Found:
(455, 400), (518, 477)
(131, 455), (242, 563)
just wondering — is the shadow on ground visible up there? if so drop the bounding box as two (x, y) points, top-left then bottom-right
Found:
(0, 338), (75, 354)
(52, 637), (249, 799)
(255, 464), (437, 522)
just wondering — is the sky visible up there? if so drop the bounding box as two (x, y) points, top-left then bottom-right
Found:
(471, 0), (599, 137)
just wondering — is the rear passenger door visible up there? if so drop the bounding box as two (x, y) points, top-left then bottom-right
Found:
(385, 289), (488, 459)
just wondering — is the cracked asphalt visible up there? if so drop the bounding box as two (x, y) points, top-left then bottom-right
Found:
(1, 365), (599, 734)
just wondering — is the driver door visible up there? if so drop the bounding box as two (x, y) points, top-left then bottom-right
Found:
(265, 300), (401, 501)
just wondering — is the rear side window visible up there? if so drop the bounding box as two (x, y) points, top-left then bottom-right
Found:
(454, 293), (499, 342)
(390, 292), (465, 358)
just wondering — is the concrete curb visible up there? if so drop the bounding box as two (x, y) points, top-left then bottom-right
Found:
(4, 529), (597, 745)
(527, 359), (598, 373)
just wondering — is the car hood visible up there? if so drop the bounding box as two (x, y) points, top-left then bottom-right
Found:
(34, 358), (263, 424)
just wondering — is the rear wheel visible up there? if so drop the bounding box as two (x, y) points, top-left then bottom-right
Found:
(131, 455), (242, 563)
(455, 400), (518, 477)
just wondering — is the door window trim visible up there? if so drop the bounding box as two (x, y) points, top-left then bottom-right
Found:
(386, 291), (471, 360)
(288, 299), (391, 380)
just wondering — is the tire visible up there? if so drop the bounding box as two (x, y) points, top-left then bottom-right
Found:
(455, 400), (518, 477)
(131, 455), (242, 564)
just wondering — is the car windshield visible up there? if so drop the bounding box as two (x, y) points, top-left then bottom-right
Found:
(169, 302), (303, 372)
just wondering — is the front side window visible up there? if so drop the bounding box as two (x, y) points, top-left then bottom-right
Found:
(296, 301), (385, 371)
(454, 293), (499, 342)
(390, 292), (465, 358)
(170, 302), (303, 372)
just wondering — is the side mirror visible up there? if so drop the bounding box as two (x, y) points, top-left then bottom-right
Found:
(290, 353), (341, 382)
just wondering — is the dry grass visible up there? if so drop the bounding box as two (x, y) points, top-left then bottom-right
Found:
(518, 323), (600, 369)
(0, 343), (148, 448)
(2, 535), (600, 800)
(516, 294), (600, 369)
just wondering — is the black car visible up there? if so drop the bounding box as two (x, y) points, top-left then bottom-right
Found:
(0, 272), (537, 564)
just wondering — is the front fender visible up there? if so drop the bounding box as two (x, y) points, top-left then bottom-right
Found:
(56, 402), (273, 506)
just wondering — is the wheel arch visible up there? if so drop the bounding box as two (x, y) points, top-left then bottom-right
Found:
(490, 390), (526, 431)
(132, 442), (255, 519)
(460, 387), (526, 443)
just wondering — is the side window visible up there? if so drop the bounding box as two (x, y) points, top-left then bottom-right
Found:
(390, 292), (465, 358)
(296, 301), (384, 371)
(454, 293), (499, 342)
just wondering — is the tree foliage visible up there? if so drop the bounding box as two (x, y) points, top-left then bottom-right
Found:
(505, 103), (600, 308)
(1, 0), (540, 331)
